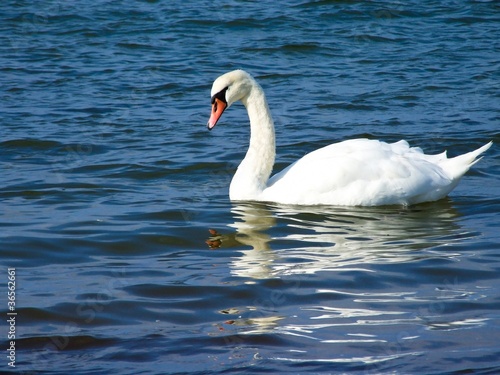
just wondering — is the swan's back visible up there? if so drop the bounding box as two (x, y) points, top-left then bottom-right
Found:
(261, 139), (492, 206)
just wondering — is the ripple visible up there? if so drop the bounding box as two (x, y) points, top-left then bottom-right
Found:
(1, 0), (499, 373)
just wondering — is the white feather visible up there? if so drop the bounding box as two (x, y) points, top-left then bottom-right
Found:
(209, 70), (492, 206)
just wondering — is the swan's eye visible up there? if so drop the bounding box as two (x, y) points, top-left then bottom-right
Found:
(211, 87), (229, 104)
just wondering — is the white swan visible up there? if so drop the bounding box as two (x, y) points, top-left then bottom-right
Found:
(207, 69), (492, 206)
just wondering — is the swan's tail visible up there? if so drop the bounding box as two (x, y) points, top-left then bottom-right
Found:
(441, 141), (493, 180)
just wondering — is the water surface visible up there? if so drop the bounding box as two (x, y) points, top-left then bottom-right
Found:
(1, 1), (499, 374)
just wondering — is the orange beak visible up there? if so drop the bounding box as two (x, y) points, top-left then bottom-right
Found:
(207, 98), (227, 130)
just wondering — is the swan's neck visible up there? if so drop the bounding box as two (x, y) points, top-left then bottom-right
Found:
(229, 83), (275, 200)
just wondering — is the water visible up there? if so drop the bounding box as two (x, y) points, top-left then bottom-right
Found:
(1, 1), (499, 374)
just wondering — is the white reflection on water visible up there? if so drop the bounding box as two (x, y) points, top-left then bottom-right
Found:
(273, 351), (423, 365)
(219, 200), (469, 279)
(209, 201), (492, 369)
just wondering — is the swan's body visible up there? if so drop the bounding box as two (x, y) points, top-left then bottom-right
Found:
(207, 70), (492, 206)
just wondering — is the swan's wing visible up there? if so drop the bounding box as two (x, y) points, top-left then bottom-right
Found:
(263, 139), (452, 206)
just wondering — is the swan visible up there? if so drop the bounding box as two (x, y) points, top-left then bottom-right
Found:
(207, 69), (492, 206)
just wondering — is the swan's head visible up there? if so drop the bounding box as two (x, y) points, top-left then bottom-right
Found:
(207, 70), (254, 130)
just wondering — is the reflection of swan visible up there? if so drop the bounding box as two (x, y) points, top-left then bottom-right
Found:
(207, 70), (492, 206)
(218, 201), (467, 279)
(227, 203), (276, 279)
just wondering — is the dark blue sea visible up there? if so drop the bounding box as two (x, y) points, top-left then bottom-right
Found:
(1, 1), (499, 374)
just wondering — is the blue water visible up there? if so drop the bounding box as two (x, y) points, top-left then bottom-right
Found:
(1, 1), (499, 374)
